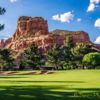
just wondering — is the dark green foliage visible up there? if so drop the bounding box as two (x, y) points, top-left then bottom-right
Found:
(0, 7), (6, 31)
(0, 7), (5, 15)
(72, 43), (93, 69)
(0, 49), (14, 71)
(82, 52), (100, 69)
(72, 43), (93, 58)
(20, 44), (45, 70)
(59, 36), (75, 69)
(47, 44), (62, 70)
(47, 36), (75, 70)
(59, 46), (75, 70)
(64, 35), (74, 48)
(63, 36), (74, 62)
(0, 24), (4, 30)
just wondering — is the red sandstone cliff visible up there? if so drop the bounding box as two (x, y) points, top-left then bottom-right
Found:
(0, 16), (99, 58)
(52, 29), (91, 43)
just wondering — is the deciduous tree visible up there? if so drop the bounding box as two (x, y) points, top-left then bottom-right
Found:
(82, 52), (100, 69)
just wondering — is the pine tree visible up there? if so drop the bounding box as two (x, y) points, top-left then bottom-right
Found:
(47, 44), (62, 70)
(20, 44), (45, 70)
(0, 49), (14, 71)
(0, 7), (6, 30)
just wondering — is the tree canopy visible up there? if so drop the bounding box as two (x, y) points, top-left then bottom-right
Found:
(0, 6), (6, 30)
(0, 49), (14, 71)
(20, 44), (45, 70)
(82, 52), (100, 69)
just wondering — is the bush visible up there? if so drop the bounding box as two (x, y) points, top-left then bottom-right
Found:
(82, 52), (100, 69)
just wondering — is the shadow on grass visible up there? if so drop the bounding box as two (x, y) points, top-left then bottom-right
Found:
(0, 76), (27, 78)
(0, 80), (85, 83)
(18, 72), (38, 75)
(0, 86), (100, 100)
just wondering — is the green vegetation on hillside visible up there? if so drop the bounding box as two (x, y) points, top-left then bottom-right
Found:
(0, 38), (100, 71)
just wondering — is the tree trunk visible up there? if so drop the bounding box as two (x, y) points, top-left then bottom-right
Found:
(55, 62), (58, 70)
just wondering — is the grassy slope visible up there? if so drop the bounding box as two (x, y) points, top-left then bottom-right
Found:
(0, 70), (100, 100)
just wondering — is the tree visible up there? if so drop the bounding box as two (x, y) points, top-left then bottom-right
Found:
(60, 35), (75, 69)
(0, 7), (6, 30)
(64, 35), (74, 48)
(20, 44), (45, 70)
(47, 44), (62, 70)
(72, 43), (92, 57)
(82, 52), (100, 69)
(47, 36), (75, 70)
(72, 43), (93, 69)
(60, 45), (75, 69)
(0, 49), (14, 71)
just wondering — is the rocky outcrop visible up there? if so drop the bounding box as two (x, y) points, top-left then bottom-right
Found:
(0, 39), (5, 48)
(0, 38), (12, 48)
(52, 29), (91, 43)
(12, 16), (48, 41)
(0, 16), (99, 58)
(2, 17), (65, 55)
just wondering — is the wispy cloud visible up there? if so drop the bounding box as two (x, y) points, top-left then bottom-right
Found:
(9, 0), (17, 3)
(87, 0), (100, 12)
(77, 18), (82, 22)
(52, 12), (74, 23)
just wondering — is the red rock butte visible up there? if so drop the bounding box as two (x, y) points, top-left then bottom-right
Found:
(0, 16), (100, 58)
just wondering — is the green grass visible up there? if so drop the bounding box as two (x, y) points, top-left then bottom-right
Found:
(0, 70), (100, 100)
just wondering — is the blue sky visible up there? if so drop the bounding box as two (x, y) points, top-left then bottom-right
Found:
(0, 0), (100, 43)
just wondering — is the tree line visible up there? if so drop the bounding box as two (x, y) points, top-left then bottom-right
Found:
(0, 36), (100, 71)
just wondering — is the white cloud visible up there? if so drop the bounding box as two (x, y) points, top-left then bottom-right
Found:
(94, 18), (100, 28)
(94, 36), (100, 44)
(52, 14), (60, 21)
(9, 0), (17, 3)
(87, 3), (95, 12)
(77, 18), (82, 22)
(52, 12), (74, 23)
(87, 0), (100, 12)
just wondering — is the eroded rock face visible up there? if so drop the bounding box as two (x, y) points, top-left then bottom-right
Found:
(72, 32), (91, 43)
(0, 16), (97, 58)
(12, 16), (48, 41)
(0, 39), (5, 48)
(52, 29), (91, 43)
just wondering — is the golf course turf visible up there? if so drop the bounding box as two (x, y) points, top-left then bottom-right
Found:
(0, 70), (100, 100)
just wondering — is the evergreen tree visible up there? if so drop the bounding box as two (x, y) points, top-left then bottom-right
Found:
(64, 35), (74, 48)
(20, 44), (45, 70)
(47, 44), (62, 70)
(60, 36), (75, 69)
(0, 7), (6, 30)
(0, 49), (14, 71)
(72, 43), (93, 69)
